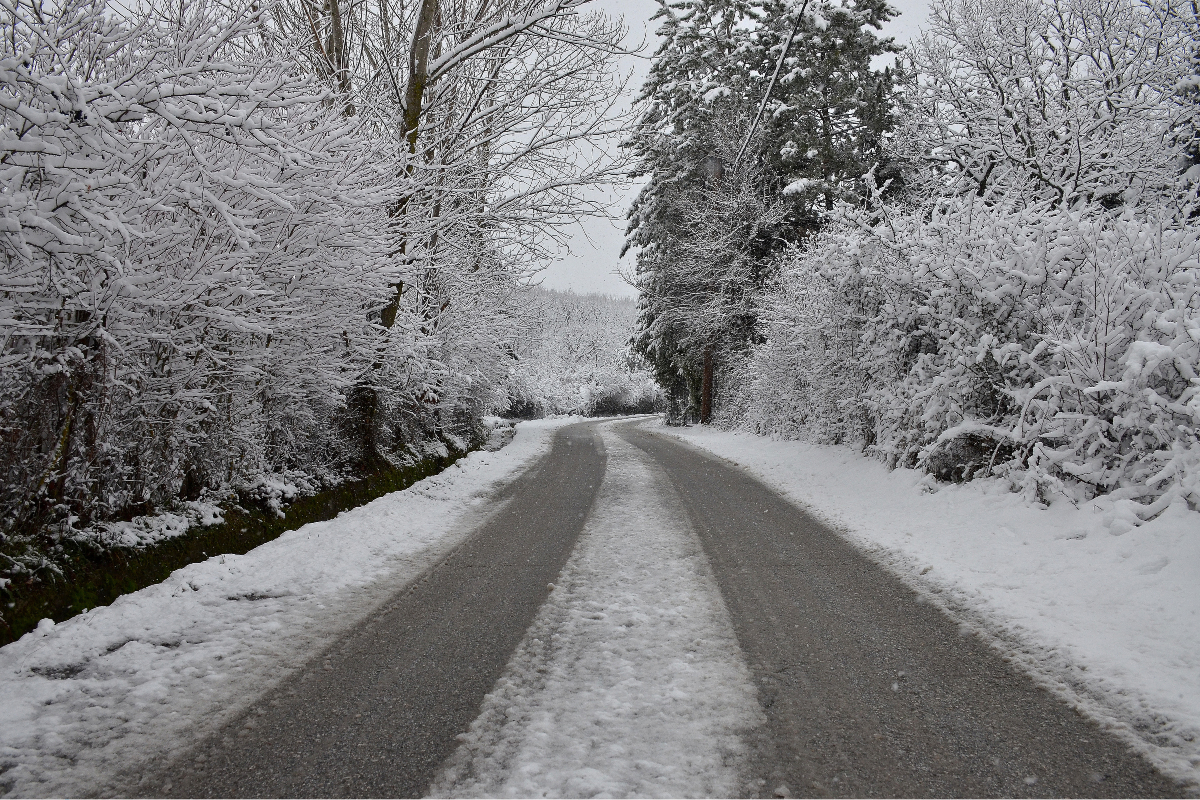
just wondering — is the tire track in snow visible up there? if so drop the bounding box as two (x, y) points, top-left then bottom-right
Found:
(430, 428), (763, 798)
(621, 420), (1184, 798)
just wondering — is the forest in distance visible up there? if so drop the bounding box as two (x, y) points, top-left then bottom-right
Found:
(2, 0), (1199, 623)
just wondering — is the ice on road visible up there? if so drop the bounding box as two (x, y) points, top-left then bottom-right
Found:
(432, 429), (763, 798)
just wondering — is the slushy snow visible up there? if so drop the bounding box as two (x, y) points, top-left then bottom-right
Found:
(657, 420), (1200, 789)
(431, 428), (762, 798)
(0, 418), (576, 798)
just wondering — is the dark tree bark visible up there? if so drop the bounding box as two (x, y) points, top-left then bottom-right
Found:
(701, 346), (713, 424)
(378, 0), (439, 333)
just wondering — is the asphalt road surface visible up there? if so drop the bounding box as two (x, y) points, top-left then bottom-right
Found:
(617, 422), (1181, 798)
(152, 418), (1182, 798)
(156, 423), (606, 798)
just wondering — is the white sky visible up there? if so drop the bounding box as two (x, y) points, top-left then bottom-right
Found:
(537, 0), (930, 298)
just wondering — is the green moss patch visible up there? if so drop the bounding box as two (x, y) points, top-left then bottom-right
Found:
(0, 450), (465, 647)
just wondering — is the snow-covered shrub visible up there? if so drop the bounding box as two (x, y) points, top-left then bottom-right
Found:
(871, 200), (1199, 510)
(730, 231), (877, 444)
(744, 199), (1200, 513)
(0, 0), (394, 532)
(722, 0), (1199, 519)
(581, 378), (662, 416)
(494, 288), (663, 416)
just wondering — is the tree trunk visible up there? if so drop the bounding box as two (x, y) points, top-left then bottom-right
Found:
(361, 0), (439, 463)
(378, 0), (438, 331)
(700, 346), (713, 424)
(403, 0), (438, 154)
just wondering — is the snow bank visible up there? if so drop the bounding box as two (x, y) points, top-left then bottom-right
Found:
(433, 429), (761, 797)
(656, 421), (1200, 789)
(87, 500), (225, 549)
(0, 418), (578, 799)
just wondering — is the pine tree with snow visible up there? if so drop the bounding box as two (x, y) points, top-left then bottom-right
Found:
(624, 0), (900, 421)
(755, 0), (903, 220)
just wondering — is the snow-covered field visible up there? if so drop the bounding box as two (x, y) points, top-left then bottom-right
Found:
(432, 431), (761, 798)
(0, 418), (579, 798)
(658, 421), (1200, 790)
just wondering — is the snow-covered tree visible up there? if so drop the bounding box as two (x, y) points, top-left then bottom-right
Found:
(624, 0), (900, 421)
(1, 0), (395, 531)
(899, 0), (1193, 209)
(722, 0), (1200, 519)
(755, 0), (902, 217)
(632, 158), (787, 422)
(0, 0), (632, 555)
(495, 288), (662, 417)
(268, 0), (632, 452)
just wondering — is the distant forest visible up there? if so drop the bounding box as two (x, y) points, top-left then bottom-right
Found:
(498, 287), (662, 418)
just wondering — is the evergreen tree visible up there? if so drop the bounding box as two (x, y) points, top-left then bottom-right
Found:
(624, 0), (900, 421)
(755, 0), (903, 219)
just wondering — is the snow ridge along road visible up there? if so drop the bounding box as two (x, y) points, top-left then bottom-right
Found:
(431, 431), (763, 798)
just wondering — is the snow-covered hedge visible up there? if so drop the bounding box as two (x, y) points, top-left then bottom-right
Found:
(737, 202), (1200, 513)
(0, 0), (394, 533)
(714, 0), (1199, 518)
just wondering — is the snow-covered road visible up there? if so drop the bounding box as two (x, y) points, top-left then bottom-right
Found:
(657, 421), (1200, 791)
(0, 419), (581, 797)
(0, 416), (1193, 798)
(432, 433), (762, 798)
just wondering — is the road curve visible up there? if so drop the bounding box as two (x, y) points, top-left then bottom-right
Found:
(153, 422), (606, 799)
(618, 421), (1181, 798)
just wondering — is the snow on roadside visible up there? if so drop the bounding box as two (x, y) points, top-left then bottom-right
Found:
(87, 499), (226, 549)
(431, 428), (763, 799)
(0, 418), (579, 799)
(655, 420), (1200, 789)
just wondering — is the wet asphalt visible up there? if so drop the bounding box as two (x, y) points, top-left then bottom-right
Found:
(617, 422), (1183, 798)
(143, 418), (1183, 798)
(151, 422), (606, 798)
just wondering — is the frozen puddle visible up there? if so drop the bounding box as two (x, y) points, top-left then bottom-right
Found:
(431, 429), (763, 798)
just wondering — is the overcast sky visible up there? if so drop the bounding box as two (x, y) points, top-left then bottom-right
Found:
(536, 0), (931, 298)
